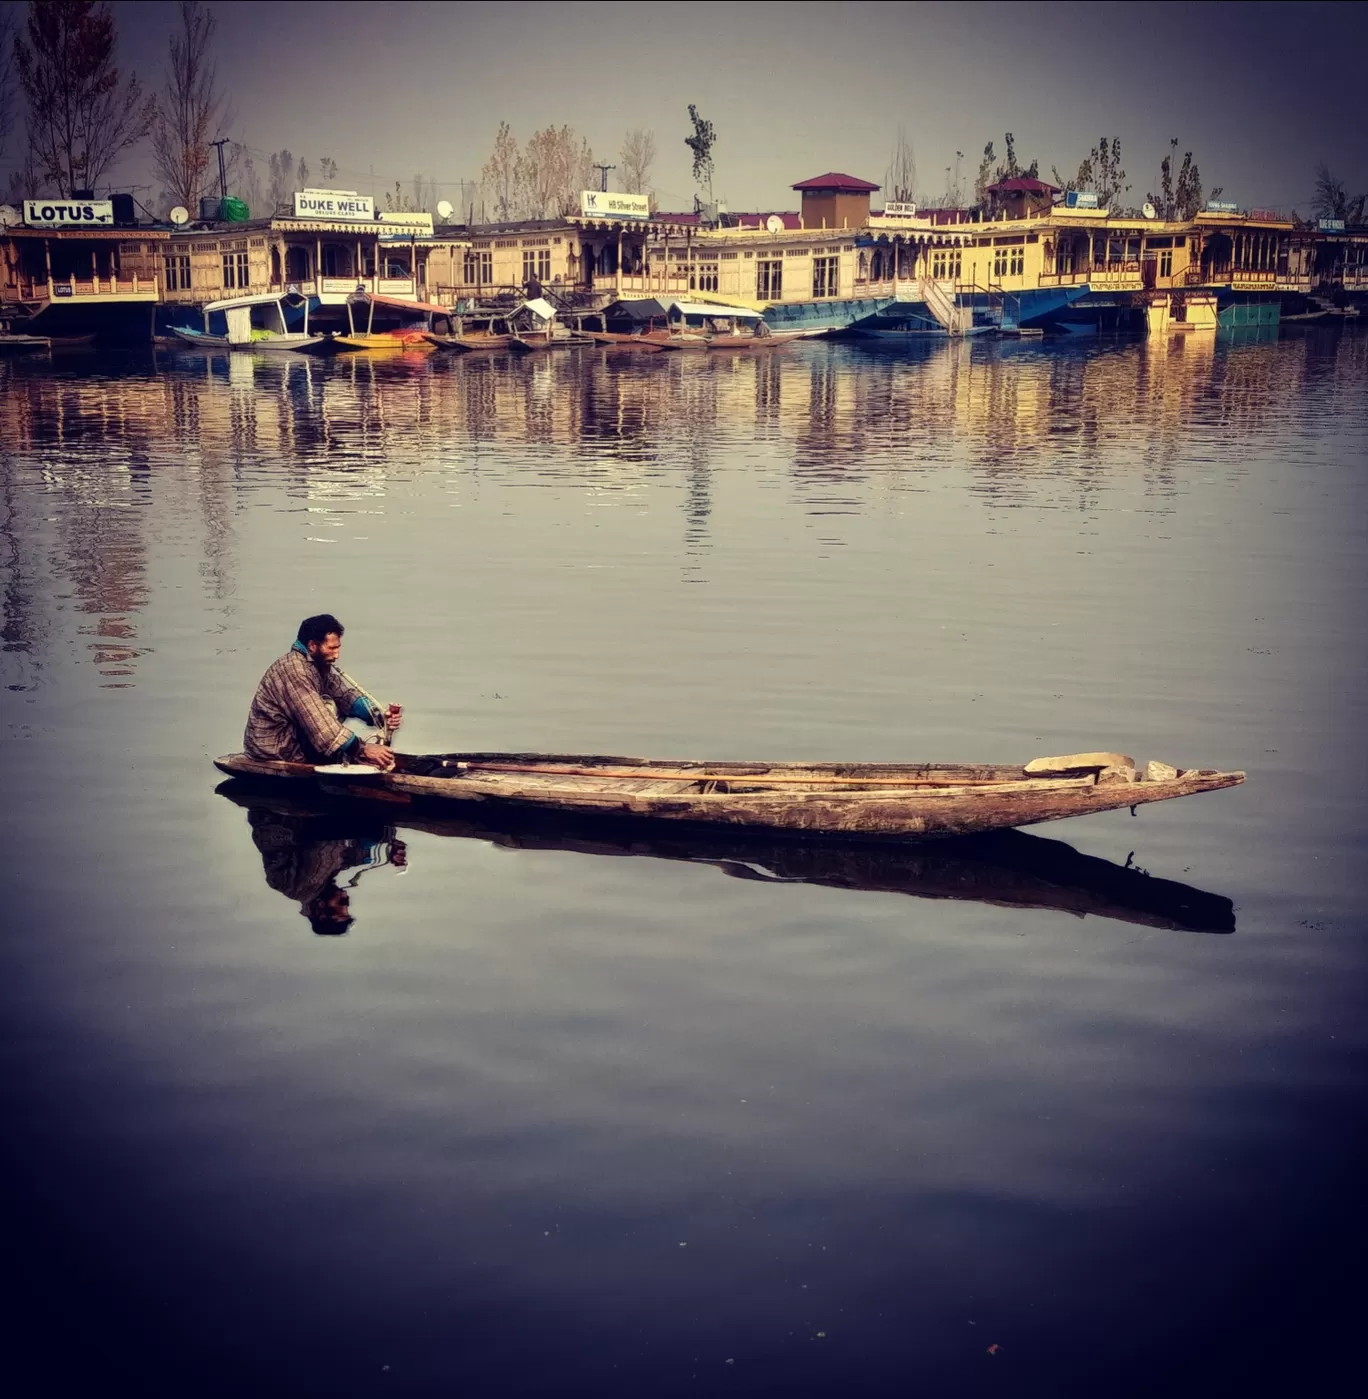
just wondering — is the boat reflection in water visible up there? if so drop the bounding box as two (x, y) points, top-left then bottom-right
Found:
(218, 781), (1234, 935)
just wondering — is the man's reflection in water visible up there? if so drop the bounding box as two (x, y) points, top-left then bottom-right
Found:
(247, 808), (407, 935)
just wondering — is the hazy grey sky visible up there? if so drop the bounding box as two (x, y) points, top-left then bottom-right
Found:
(8, 0), (1367, 215)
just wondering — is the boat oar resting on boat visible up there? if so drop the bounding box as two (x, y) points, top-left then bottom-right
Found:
(211, 749), (1244, 841)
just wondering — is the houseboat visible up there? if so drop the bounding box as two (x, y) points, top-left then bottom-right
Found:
(1, 196), (167, 343)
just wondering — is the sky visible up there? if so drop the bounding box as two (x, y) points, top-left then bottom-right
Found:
(4, 0), (1367, 217)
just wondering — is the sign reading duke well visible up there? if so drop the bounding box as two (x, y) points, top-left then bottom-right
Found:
(293, 189), (376, 221)
(24, 198), (115, 227)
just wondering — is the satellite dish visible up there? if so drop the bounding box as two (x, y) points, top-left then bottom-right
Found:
(169, 205), (191, 226)
(765, 214), (783, 234)
(436, 199), (454, 220)
(0, 204), (20, 228)
(1142, 202), (1157, 220)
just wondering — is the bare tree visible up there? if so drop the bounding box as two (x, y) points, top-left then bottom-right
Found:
(230, 141), (261, 211)
(518, 126), (593, 218)
(319, 156), (337, 183)
(265, 148), (294, 210)
(148, 1), (229, 215)
(1312, 161), (1365, 225)
(0, 9), (17, 166)
(619, 127), (656, 195)
(481, 120), (519, 221)
(16, 0), (155, 196)
(884, 126), (916, 204)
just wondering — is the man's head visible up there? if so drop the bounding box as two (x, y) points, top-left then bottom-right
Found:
(298, 613), (344, 665)
(304, 884), (353, 936)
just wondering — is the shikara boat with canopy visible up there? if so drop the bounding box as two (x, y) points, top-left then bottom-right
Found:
(170, 290), (318, 350)
(212, 749), (1244, 841)
(332, 292), (454, 351)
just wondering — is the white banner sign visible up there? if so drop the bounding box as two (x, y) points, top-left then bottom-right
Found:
(378, 211), (434, 234)
(883, 201), (918, 217)
(24, 198), (114, 227)
(293, 189), (376, 221)
(580, 190), (651, 221)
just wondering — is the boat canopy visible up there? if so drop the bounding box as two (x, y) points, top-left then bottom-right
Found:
(519, 297), (556, 322)
(603, 298), (668, 322)
(203, 290), (309, 314)
(349, 292), (451, 316)
(668, 300), (763, 320)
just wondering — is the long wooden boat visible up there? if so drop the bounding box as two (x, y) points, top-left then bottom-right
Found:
(215, 781), (1237, 933)
(587, 330), (671, 350)
(425, 331), (516, 351)
(211, 749), (1244, 841)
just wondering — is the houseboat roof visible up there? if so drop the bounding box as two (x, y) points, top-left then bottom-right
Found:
(986, 176), (1060, 194)
(792, 173), (881, 193)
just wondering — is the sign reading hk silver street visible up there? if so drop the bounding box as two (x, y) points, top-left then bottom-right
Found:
(293, 189), (377, 221)
(580, 190), (651, 221)
(24, 198), (114, 227)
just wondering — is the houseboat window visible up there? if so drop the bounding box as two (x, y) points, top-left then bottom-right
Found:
(464, 249), (492, 285)
(756, 258), (783, 298)
(221, 251), (249, 289)
(384, 254), (411, 278)
(522, 248), (551, 282)
(930, 249), (962, 280)
(1159, 250), (1173, 278)
(320, 244), (354, 278)
(163, 253), (191, 292)
(285, 247), (310, 280)
(689, 262), (719, 293)
(812, 255), (839, 298)
(1009, 248), (1024, 276)
(856, 250), (869, 280)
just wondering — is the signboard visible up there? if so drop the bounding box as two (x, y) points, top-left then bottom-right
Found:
(1249, 208), (1280, 222)
(580, 190), (650, 221)
(52, 284), (74, 296)
(883, 201), (918, 217)
(1206, 200), (1239, 213)
(24, 198), (114, 227)
(1065, 190), (1099, 209)
(1318, 217), (1346, 232)
(377, 211), (434, 235)
(293, 189), (376, 221)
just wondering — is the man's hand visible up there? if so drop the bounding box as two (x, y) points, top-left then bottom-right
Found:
(385, 703), (403, 733)
(360, 742), (396, 771)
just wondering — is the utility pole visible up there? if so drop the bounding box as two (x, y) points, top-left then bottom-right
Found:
(210, 138), (230, 202)
(593, 163), (616, 193)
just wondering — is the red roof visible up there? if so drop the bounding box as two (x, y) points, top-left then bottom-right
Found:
(792, 172), (880, 193)
(986, 176), (1059, 195)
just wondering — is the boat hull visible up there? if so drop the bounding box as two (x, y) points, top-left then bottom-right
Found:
(212, 751), (1244, 841)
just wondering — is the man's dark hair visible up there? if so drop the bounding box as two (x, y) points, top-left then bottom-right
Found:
(297, 614), (344, 647)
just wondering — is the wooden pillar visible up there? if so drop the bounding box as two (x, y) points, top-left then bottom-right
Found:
(616, 225), (623, 294)
(316, 238), (322, 286)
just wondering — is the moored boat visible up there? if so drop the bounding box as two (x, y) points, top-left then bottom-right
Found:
(170, 290), (319, 351)
(211, 749), (1245, 841)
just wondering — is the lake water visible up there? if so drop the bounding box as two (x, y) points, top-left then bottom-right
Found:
(2, 331), (1365, 1396)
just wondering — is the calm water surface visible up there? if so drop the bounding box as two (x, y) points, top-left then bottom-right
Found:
(2, 333), (1365, 1396)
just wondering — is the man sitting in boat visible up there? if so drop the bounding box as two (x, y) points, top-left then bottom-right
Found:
(244, 614), (402, 770)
